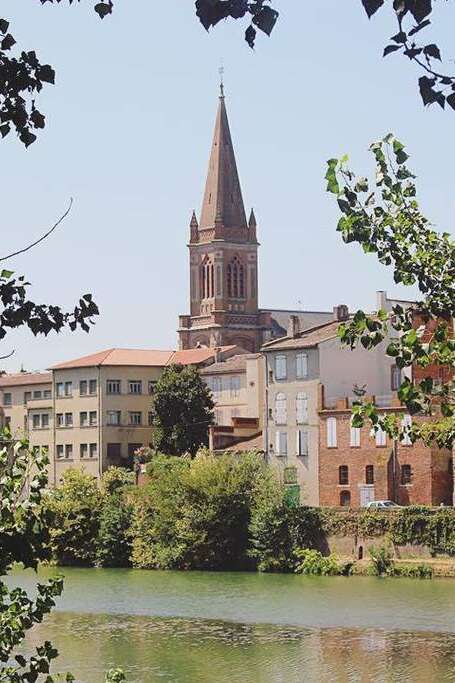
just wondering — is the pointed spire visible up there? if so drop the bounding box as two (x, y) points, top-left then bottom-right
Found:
(248, 208), (257, 241)
(189, 210), (199, 242)
(199, 90), (248, 235)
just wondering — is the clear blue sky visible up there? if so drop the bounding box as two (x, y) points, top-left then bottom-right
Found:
(2, 1), (454, 371)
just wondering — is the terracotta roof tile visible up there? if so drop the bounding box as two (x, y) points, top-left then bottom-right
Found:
(169, 346), (238, 366)
(261, 320), (342, 351)
(50, 349), (174, 370)
(200, 354), (249, 375)
(0, 372), (52, 387)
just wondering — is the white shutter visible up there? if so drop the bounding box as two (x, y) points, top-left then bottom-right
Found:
(296, 392), (308, 424)
(296, 353), (308, 379)
(375, 425), (387, 447)
(327, 417), (337, 448)
(275, 393), (287, 425)
(401, 415), (412, 445)
(275, 431), (280, 454)
(275, 355), (287, 380)
(280, 431), (287, 455)
(297, 429), (308, 456)
(350, 420), (360, 447)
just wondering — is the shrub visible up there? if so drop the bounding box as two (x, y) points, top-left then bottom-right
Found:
(96, 493), (133, 568)
(294, 549), (344, 576)
(131, 451), (275, 570)
(394, 563), (433, 579)
(44, 468), (101, 566)
(101, 466), (135, 495)
(368, 544), (394, 576)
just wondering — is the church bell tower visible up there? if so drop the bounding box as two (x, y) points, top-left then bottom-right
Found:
(178, 84), (269, 353)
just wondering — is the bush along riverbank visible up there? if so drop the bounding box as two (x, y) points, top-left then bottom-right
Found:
(42, 452), (455, 578)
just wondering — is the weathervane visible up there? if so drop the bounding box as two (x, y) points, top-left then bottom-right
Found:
(219, 61), (225, 97)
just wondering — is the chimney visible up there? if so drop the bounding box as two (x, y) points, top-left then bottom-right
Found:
(287, 315), (300, 338)
(333, 304), (349, 322)
(376, 290), (387, 312)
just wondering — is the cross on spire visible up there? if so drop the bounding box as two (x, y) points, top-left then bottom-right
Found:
(219, 63), (225, 98)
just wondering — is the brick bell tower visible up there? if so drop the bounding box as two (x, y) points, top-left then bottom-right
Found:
(178, 84), (271, 352)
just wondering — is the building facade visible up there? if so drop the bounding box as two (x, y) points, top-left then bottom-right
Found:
(318, 396), (453, 507)
(178, 87), (333, 352)
(262, 303), (401, 505)
(0, 346), (240, 483)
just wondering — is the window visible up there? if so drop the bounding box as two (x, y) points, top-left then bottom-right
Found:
(24, 391), (31, 404)
(43, 389), (51, 400)
(41, 414), (49, 429)
(296, 353), (308, 379)
(227, 256), (245, 299)
(107, 443), (121, 462)
(3, 392), (11, 406)
(33, 390), (42, 400)
(148, 412), (154, 426)
(32, 414), (40, 429)
(275, 393), (287, 425)
(107, 380), (121, 394)
(128, 443), (143, 459)
(31, 413), (48, 430)
(80, 443), (88, 459)
(107, 410), (121, 426)
(148, 381), (156, 395)
(275, 355), (287, 380)
(296, 392), (308, 424)
(401, 415), (412, 445)
(128, 380), (142, 395)
(89, 443), (97, 458)
(275, 431), (287, 456)
(57, 413), (64, 427)
(230, 376), (241, 399)
(128, 411), (142, 426)
(365, 465), (374, 485)
(401, 464), (412, 485)
(80, 412), (88, 427)
(327, 417), (337, 448)
(65, 413), (73, 427)
(391, 365), (402, 391)
(89, 379), (97, 395)
(56, 383), (64, 398)
(89, 411), (97, 426)
(297, 429), (308, 456)
(340, 490), (351, 507)
(57, 381), (71, 397)
(375, 424), (387, 447)
(212, 377), (222, 397)
(339, 465), (349, 485)
(350, 419), (361, 447)
(65, 444), (73, 459)
(56, 445), (64, 459)
(64, 382), (72, 397)
(80, 380), (88, 396)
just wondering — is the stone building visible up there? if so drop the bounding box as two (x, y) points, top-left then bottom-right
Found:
(178, 87), (332, 352)
(318, 393), (453, 507)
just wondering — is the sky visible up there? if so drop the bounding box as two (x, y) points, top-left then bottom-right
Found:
(1, 1), (455, 372)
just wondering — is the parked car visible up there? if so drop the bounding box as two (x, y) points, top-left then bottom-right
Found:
(366, 500), (401, 509)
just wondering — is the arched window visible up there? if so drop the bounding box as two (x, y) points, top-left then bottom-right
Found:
(340, 490), (351, 507)
(227, 256), (245, 300)
(275, 392), (287, 425)
(200, 257), (215, 300)
(296, 392), (308, 424)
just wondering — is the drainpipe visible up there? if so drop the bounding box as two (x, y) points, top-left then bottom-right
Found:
(392, 438), (398, 503)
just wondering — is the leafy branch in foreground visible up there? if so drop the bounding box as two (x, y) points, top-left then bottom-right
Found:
(325, 134), (454, 448)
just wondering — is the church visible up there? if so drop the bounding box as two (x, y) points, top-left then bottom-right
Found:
(178, 85), (332, 352)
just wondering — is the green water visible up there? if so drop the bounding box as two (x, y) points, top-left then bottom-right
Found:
(9, 567), (455, 682)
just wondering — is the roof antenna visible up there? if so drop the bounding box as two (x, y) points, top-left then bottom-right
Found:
(219, 61), (225, 98)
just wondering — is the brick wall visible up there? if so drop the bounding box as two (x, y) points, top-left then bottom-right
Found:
(319, 409), (452, 507)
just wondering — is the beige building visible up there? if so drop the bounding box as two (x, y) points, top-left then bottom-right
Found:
(0, 345), (241, 483)
(262, 301), (403, 506)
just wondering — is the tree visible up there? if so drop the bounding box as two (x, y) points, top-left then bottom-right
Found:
(325, 133), (454, 449)
(150, 364), (214, 456)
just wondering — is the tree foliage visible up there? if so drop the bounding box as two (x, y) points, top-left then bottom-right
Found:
(151, 364), (214, 456)
(325, 134), (454, 448)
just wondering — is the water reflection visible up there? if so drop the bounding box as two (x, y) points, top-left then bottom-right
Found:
(26, 613), (455, 683)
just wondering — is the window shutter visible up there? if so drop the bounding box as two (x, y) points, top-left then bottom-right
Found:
(327, 417), (337, 447)
(275, 430), (280, 454)
(350, 420), (360, 447)
(297, 429), (308, 456)
(275, 393), (287, 425)
(401, 415), (412, 445)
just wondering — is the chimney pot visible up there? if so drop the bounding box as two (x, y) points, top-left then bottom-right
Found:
(287, 315), (300, 338)
(333, 305), (349, 322)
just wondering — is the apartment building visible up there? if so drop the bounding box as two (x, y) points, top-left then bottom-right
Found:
(0, 345), (242, 483)
(261, 303), (401, 506)
(318, 394), (453, 507)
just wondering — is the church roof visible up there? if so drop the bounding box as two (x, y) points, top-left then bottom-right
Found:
(199, 92), (248, 233)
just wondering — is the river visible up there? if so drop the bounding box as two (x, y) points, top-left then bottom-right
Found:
(9, 567), (455, 682)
